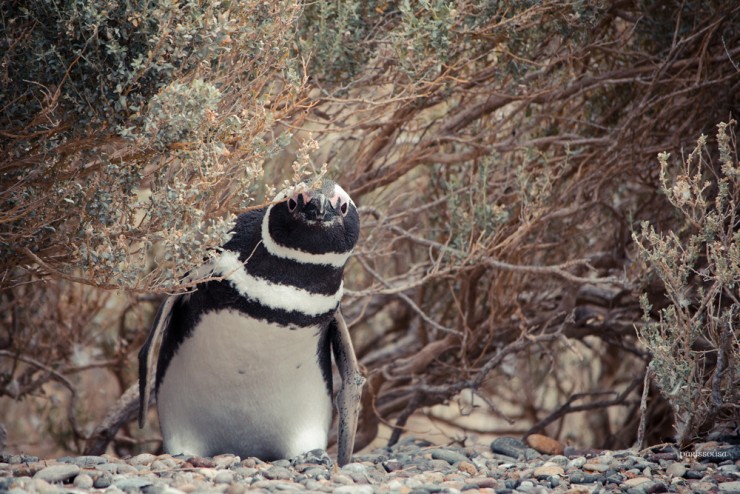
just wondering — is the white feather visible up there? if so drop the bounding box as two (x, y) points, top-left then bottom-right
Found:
(157, 310), (332, 458)
(214, 249), (342, 316)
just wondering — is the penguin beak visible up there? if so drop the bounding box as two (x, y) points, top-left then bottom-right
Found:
(302, 194), (329, 221)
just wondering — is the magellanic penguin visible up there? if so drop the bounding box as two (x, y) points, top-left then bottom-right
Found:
(138, 179), (364, 466)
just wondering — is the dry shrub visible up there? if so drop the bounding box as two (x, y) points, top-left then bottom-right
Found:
(293, 0), (739, 449)
(634, 121), (739, 446)
(1, 0), (739, 455)
(0, 0), (310, 455)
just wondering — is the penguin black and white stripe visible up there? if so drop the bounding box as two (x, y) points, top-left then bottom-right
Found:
(138, 179), (364, 465)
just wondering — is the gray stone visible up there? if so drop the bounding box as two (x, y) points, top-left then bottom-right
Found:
(292, 448), (333, 467)
(626, 489), (647, 494)
(490, 437), (527, 458)
(31, 478), (60, 494)
(583, 462), (609, 472)
(116, 463), (138, 474)
(302, 466), (329, 480)
(7, 455), (39, 464)
(606, 473), (625, 484)
(340, 462), (369, 475)
(112, 475), (155, 490)
(250, 479), (305, 491)
(568, 456), (587, 468)
(263, 465), (293, 480)
(430, 449), (468, 464)
(233, 466), (258, 478)
(58, 455), (108, 468)
(226, 483), (247, 494)
(547, 455), (569, 467)
(518, 480), (535, 491)
(301, 479), (324, 491)
(692, 481), (719, 494)
(719, 481), (740, 492)
(96, 463), (119, 474)
(568, 471), (601, 484)
(143, 485), (188, 494)
(333, 486), (374, 494)
(129, 453), (157, 466)
(504, 479), (520, 489)
(332, 474), (355, 485)
(666, 462), (687, 478)
(685, 469), (705, 479)
(150, 460), (170, 471)
(212, 454), (240, 469)
(523, 448), (541, 461)
(93, 471), (112, 488)
(214, 470), (235, 484)
(33, 464), (80, 483)
(382, 460), (404, 473)
(73, 473), (93, 489)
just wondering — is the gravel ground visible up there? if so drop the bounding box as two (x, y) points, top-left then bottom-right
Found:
(2, 438), (739, 493)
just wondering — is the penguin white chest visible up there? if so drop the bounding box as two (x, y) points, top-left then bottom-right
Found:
(157, 309), (332, 460)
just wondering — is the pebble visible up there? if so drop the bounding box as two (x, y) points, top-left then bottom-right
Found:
(58, 455), (108, 468)
(32, 464), (80, 483)
(93, 471), (112, 488)
(548, 455), (569, 467)
(73, 473), (94, 489)
(490, 437), (527, 458)
(719, 480), (740, 492)
(213, 470), (235, 484)
(568, 456), (587, 469)
(129, 452), (157, 466)
(624, 476), (652, 486)
(112, 475), (155, 490)
(263, 467), (297, 482)
(430, 448), (468, 464)
(533, 463), (564, 479)
(665, 462), (687, 478)
(582, 462), (609, 472)
(526, 434), (565, 455)
(334, 486), (373, 494)
(457, 461), (476, 475)
(3, 439), (738, 493)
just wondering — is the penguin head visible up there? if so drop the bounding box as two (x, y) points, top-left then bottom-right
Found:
(267, 179), (360, 258)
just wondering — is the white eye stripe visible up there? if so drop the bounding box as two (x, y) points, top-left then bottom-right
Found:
(274, 182), (354, 206)
(332, 183), (355, 208)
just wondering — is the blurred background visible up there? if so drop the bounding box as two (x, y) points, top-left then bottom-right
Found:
(1, 0), (738, 457)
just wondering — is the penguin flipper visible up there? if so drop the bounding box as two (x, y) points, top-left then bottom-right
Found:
(330, 309), (365, 466)
(138, 295), (179, 428)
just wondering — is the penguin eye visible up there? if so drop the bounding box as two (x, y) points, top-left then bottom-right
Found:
(340, 201), (349, 216)
(288, 198), (297, 212)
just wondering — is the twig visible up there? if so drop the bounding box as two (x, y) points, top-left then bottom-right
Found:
(0, 350), (84, 443)
(635, 367), (654, 451)
(355, 256), (461, 335)
(523, 377), (643, 439)
(383, 224), (625, 286)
